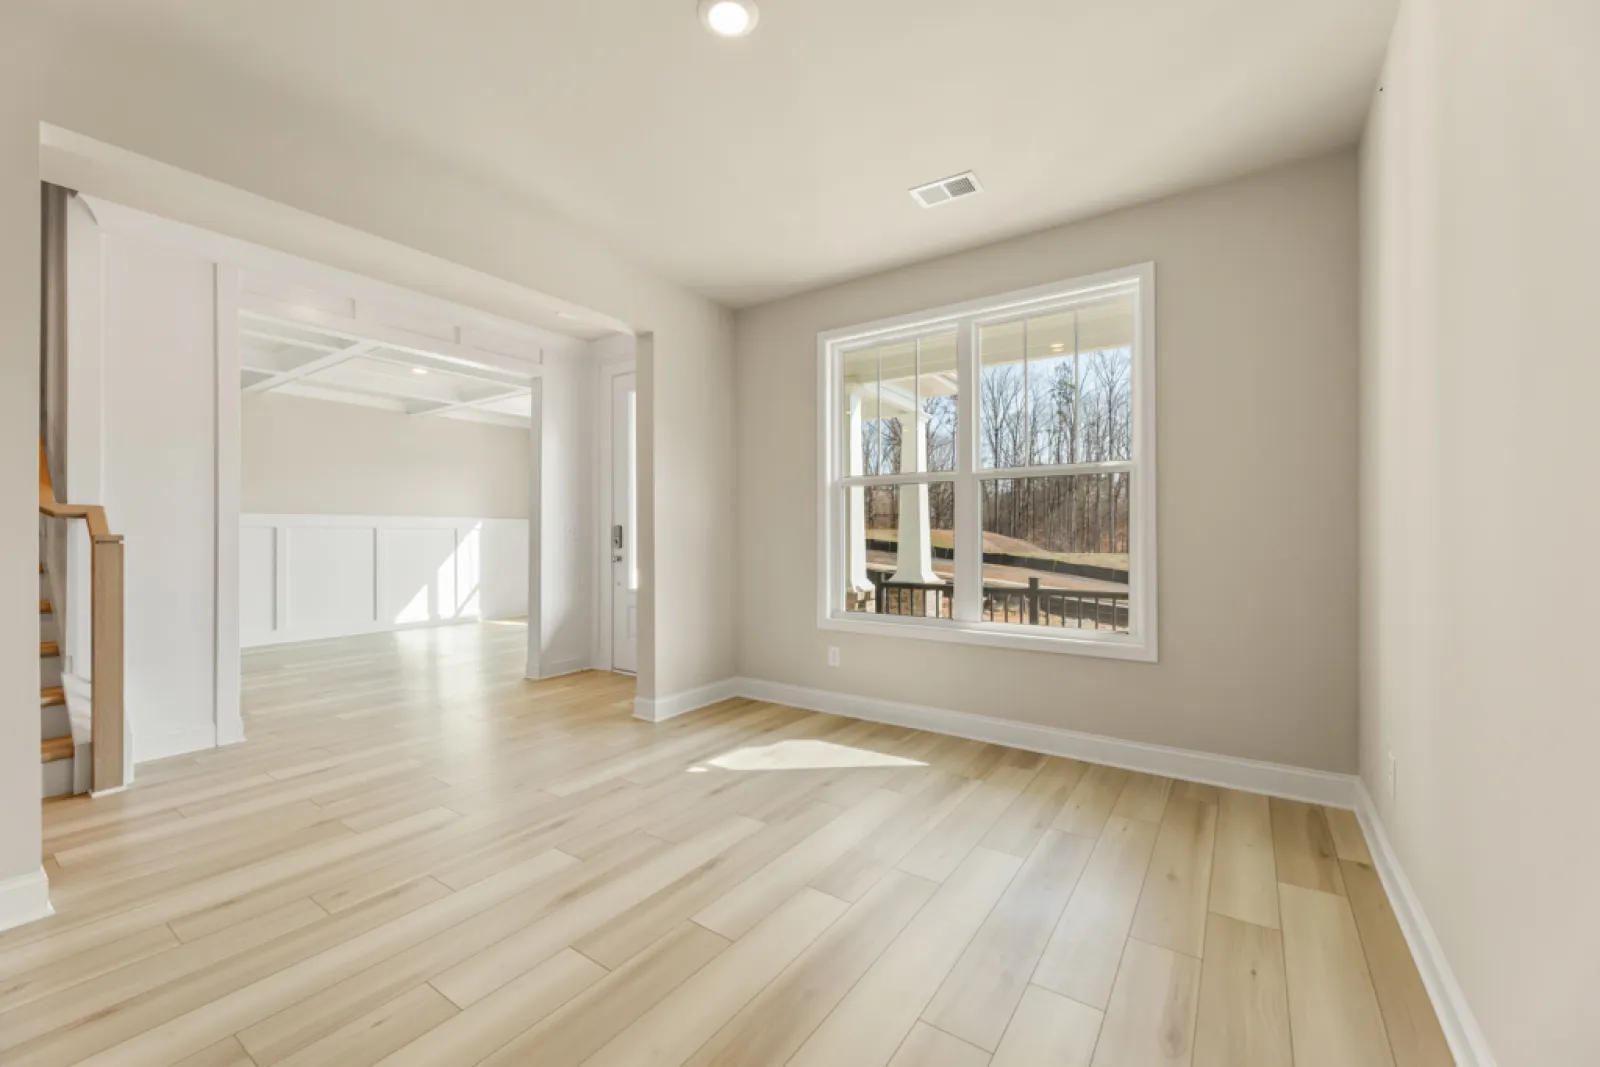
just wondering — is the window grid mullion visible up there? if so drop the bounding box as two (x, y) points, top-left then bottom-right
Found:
(977, 460), (1134, 481)
(837, 473), (955, 489)
(913, 337), (922, 475)
(953, 320), (981, 622)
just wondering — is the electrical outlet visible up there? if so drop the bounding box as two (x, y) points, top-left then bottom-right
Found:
(827, 646), (841, 668)
(1386, 751), (1397, 802)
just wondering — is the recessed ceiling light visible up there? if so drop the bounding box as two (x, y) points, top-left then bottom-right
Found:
(412, 367), (429, 375)
(699, 0), (758, 38)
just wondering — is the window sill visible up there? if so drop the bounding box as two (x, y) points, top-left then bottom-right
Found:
(819, 612), (1157, 662)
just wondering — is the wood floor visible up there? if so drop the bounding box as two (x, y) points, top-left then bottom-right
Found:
(3, 623), (1453, 1067)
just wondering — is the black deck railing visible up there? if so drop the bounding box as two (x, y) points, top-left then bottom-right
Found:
(866, 573), (954, 619)
(864, 572), (1129, 632)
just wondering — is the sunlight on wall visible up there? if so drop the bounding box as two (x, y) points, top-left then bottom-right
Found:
(395, 585), (432, 625)
(392, 523), (484, 626)
(703, 739), (927, 772)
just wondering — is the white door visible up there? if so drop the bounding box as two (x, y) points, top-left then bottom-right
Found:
(611, 372), (638, 673)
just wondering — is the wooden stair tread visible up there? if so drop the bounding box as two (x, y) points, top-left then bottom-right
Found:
(40, 640), (60, 658)
(41, 686), (65, 708)
(40, 598), (52, 614)
(41, 736), (74, 763)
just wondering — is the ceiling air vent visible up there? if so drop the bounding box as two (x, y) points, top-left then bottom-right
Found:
(910, 171), (983, 209)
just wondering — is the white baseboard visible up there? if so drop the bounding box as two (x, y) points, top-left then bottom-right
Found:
(216, 717), (246, 747)
(733, 678), (1357, 807)
(633, 675), (1356, 808)
(532, 656), (593, 682)
(633, 677), (745, 724)
(0, 868), (53, 933)
(243, 615), (483, 649)
(1355, 781), (1498, 1067)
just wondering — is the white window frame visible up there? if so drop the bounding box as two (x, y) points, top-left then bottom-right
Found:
(817, 262), (1157, 661)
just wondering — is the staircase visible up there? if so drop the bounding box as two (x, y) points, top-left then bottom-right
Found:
(40, 578), (76, 797)
(37, 438), (126, 797)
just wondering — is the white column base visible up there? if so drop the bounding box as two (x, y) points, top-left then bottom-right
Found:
(0, 868), (53, 933)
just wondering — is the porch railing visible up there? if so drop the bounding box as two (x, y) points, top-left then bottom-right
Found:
(866, 572), (1129, 633)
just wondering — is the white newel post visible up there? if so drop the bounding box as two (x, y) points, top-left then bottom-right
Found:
(846, 394), (870, 594)
(890, 412), (940, 590)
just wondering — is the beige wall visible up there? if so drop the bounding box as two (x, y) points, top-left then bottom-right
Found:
(0, 1), (46, 914)
(242, 392), (532, 519)
(735, 152), (1360, 773)
(1361, 0), (1599, 1062)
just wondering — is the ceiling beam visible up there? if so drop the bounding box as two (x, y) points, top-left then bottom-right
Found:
(239, 327), (345, 354)
(409, 387), (530, 418)
(239, 297), (549, 380)
(357, 348), (528, 390)
(243, 339), (380, 393)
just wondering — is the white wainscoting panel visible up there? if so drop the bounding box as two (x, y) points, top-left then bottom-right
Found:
(478, 521), (531, 622)
(377, 526), (458, 624)
(243, 514), (529, 647)
(239, 526), (277, 637)
(285, 526), (376, 631)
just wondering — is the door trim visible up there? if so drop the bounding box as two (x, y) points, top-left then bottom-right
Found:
(594, 351), (637, 674)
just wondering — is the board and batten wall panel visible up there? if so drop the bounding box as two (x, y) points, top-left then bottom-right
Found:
(239, 526), (277, 635)
(242, 514), (528, 647)
(284, 527), (376, 631)
(376, 527), (458, 625)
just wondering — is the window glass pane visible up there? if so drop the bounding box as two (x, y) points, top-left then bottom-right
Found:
(842, 346), (882, 476)
(872, 339), (914, 475)
(979, 320), (1026, 469)
(842, 482), (956, 619)
(1025, 310), (1077, 465)
(982, 297), (1136, 470)
(1075, 296), (1135, 463)
(844, 334), (955, 477)
(627, 390), (639, 590)
(979, 474), (1132, 632)
(917, 331), (959, 473)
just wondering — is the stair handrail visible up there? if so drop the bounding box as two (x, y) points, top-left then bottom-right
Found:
(37, 440), (113, 537)
(36, 438), (125, 793)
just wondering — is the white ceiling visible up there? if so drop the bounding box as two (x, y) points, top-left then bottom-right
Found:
(48, 0), (1397, 307)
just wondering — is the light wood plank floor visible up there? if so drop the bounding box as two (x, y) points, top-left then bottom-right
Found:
(4, 623), (1455, 1066)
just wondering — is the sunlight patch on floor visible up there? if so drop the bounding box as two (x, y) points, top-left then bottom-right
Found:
(703, 739), (926, 772)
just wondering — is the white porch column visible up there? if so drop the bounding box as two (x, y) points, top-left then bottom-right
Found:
(846, 394), (870, 593)
(890, 412), (940, 586)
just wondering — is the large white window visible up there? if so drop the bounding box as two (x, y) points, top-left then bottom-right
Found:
(818, 264), (1156, 660)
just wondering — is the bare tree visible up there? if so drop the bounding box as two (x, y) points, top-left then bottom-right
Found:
(970, 346), (1132, 559)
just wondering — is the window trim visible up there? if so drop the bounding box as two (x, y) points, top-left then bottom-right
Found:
(817, 262), (1158, 662)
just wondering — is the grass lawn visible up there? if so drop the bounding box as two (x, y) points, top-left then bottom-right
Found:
(867, 528), (1129, 572)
